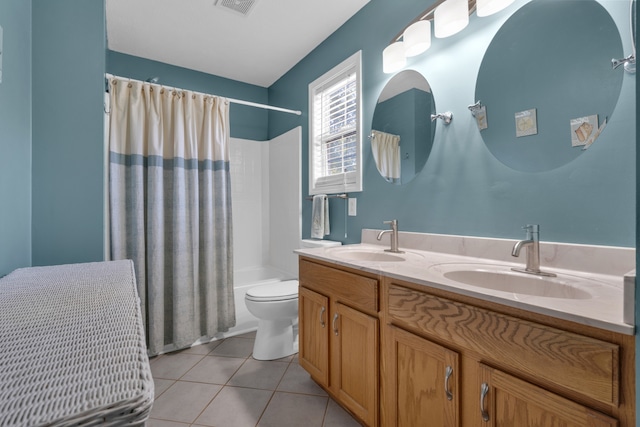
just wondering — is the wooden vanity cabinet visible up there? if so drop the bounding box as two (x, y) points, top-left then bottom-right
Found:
(299, 286), (329, 385)
(478, 364), (617, 427)
(381, 277), (635, 427)
(299, 257), (635, 427)
(298, 257), (380, 426)
(386, 325), (460, 426)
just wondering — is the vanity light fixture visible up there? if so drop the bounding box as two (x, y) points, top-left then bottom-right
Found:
(383, 0), (514, 73)
(434, 0), (470, 38)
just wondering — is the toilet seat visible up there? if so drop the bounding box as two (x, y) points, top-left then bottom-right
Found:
(245, 280), (299, 302)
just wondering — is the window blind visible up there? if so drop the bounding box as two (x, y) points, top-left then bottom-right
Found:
(308, 51), (362, 195)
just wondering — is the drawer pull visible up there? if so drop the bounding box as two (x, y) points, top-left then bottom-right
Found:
(333, 313), (339, 336)
(445, 366), (453, 401)
(320, 306), (326, 328)
(480, 383), (490, 422)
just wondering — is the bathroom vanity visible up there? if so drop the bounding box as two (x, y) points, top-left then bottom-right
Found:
(299, 259), (380, 426)
(296, 230), (636, 427)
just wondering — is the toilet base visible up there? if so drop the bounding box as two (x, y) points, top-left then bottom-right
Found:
(252, 319), (297, 360)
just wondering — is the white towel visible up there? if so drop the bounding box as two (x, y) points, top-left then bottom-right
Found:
(311, 194), (330, 239)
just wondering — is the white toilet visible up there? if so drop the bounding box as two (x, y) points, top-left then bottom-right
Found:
(245, 238), (341, 360)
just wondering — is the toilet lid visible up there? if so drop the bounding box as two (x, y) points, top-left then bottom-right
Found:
(245, 280), (299, 302)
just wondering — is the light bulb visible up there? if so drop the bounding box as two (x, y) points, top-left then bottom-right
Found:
(383, 42), (406, 73)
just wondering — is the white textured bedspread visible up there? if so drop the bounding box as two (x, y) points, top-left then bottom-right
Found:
(0, 260), (154, 426)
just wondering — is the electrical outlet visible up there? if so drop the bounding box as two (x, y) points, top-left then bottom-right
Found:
(348, 198), (357, 216)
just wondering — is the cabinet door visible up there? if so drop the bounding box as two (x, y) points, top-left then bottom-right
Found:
(299, 286), (329, 387)
(332, 302), (378, 427)
(386, 325), (460, 427)
(477, 364), (618, 427)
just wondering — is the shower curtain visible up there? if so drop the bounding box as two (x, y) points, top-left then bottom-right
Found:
(108, 76), (235, 356)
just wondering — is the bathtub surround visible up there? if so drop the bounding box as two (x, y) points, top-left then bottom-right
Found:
(108, 76), (235, 355)
(267, 128), (303, 277)
(225, 127), (301, 338)
(231, 128), (302, 279)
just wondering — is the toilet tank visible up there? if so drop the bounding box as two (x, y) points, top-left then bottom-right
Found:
(300, 239), (342, 249)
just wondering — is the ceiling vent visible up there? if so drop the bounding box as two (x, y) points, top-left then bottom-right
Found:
(216, 0), (258, 16)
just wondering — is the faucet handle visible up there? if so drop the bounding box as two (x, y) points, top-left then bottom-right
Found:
(383, 219), (398, 228)
(522, 224), (539, 240)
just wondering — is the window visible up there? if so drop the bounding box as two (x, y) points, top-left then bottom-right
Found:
(308, 51), (362, 195)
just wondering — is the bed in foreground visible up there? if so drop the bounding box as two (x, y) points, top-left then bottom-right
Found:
(0, 260), (153, 426)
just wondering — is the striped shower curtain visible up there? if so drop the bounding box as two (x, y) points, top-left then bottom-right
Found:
(108, 76), (235, 356)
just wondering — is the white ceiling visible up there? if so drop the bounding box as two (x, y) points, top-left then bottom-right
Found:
(106, 0), (371, 88)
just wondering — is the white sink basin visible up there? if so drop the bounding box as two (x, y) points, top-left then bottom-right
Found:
(325, 246), (423, 263)
(430, 263), (595, 300)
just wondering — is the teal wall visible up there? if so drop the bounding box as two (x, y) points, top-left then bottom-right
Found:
(0, 1), (32, 276)
(269, 0), (636, 248)
(107, 51), (269, 141)
(31, 0), (105, 267)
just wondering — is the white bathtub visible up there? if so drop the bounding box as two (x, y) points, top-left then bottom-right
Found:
(214, 266), (292, 339)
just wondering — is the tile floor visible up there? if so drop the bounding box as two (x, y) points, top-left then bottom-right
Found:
(148, 332), (362, 427)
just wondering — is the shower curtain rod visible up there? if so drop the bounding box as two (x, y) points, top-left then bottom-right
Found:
(229, 97), (301, 116)
(105, 73), (302, 116)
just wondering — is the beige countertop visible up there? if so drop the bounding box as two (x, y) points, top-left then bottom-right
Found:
(296, 230), (636, 335)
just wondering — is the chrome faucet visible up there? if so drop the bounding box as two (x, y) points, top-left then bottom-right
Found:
(511, 224), (556, 277)
(377, 220), (404, 253)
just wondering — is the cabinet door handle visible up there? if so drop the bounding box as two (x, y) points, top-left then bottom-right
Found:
(320, 306), (326, 328)
(444, 366), (453, 401)
(480, 383), (490, 422)
(333, 313), (339, 336)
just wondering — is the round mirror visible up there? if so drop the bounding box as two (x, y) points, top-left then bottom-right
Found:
(371, 70), (435, 184)
(475, 0), (623, 172)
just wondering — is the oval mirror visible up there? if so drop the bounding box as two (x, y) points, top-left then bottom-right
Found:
(475, 0), (624, 172)
(371, 70), (435, 184)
